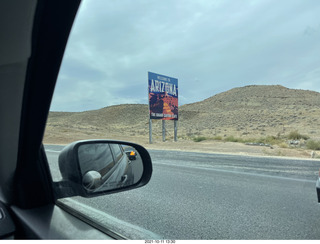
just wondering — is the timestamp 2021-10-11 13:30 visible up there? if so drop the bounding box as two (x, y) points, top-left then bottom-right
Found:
(145, 240), (176, 244)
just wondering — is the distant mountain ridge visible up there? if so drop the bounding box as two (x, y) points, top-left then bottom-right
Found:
(45, 85), (320, 143)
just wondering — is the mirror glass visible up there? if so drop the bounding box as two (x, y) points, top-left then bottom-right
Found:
(78, 143), (143, 192)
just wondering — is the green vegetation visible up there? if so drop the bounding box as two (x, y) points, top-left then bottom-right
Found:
(222, 135), (282, 145)
(224, 136), (244, 143)
(306, 140), (320, 150)
(255, 135), (283, 145)
(190, 130), (320, 152)
(193, 136), (207, 142)
(278, 142), (289, 148)
(213, 136), (222, 140)
(287, 130), (309, 140)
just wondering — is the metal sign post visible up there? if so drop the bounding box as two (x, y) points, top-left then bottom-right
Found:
(162, 120), (166, 142)
(174, 120), (177, 142)
(149, 119), (152, 144)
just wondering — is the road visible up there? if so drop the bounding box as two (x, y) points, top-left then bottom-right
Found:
(45, 145), (320, 239)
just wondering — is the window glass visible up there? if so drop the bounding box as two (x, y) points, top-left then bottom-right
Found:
(109, 144), (123, 163)
(78, 143), (114, 176)
(44, 0), (320, 240)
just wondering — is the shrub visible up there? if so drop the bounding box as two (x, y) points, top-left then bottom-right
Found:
(213, 136), (222, 140)
(244, 135), (284, 146)
(264, 135), (284, 145)
(287, 130), (309, 140)
(224, 136), (244, 143)
(306, 140), (320, 150)
(278, 142), (288, 148)
(193, 136), (207, 142)
(224, 136), (236, 142)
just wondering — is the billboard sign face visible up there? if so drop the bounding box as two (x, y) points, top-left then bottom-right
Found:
(148, 72), (178, 120)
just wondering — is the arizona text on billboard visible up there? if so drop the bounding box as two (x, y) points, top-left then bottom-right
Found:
(148, 72), (178, 120)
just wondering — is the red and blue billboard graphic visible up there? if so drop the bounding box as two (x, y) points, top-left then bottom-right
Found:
(148, 72), (178, 120)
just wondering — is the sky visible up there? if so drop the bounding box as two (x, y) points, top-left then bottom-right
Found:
(50, 0), (320, 112)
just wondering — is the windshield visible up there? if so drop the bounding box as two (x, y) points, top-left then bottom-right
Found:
(44, 0), (320, 240)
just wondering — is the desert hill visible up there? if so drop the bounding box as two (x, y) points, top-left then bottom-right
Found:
(44, 85), (320, 144)
(179, 85), (320, 138)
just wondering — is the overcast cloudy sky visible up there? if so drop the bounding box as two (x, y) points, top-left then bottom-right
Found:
(50, 0), (320, 112)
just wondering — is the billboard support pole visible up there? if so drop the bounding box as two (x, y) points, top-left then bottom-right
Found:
(174, 120), (178, 142)
(162, 120), (166, 142)
(149, 119), (152, 144)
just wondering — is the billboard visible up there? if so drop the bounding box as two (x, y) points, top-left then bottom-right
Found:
(148, 72), (178, 120)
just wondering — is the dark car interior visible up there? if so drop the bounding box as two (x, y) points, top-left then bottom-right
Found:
(0, 0), (154, 239)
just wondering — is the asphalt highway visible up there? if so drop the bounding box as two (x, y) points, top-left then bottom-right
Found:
(45, 145), (320, 239)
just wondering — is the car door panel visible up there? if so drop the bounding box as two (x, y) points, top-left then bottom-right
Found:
(11, 204), (114, 240)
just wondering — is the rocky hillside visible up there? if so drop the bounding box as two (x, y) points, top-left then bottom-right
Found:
(44, 85), (320, 143)
(179, 85), (320, 139)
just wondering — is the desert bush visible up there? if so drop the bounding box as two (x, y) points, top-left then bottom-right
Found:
(278, 142), (289, 148)
(213, 136), (222, 140)
(264, 135), (283, 145)
(224, 136), (244, 143)
(243, 135), (284, 146)
(287, 130), (309, 140)
(193, 136), (207, 142)
(306, 140), (320, 150)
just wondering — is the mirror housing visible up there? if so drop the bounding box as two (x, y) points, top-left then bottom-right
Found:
(54, 140), (152, 198)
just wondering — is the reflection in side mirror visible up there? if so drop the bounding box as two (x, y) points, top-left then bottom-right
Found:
(55, 140), (152, 198)
(78, 143), (143, 192)
(82, 171), (102, 190)
(124, 147), (137, 161)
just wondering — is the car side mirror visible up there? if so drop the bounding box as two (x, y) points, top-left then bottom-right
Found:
(54, 140), (153, 198)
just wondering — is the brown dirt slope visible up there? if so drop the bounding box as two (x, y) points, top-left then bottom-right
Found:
(44, 85), (320, 147)
(179, 85), (320, 139)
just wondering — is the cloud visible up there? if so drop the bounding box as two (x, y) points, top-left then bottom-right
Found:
(51, 0), (320, 111)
